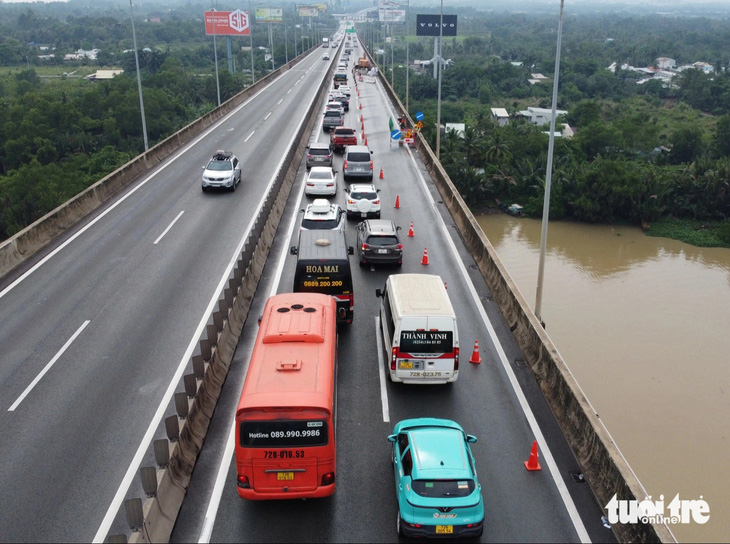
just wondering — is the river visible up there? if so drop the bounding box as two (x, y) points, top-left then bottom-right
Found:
(477, 214), (730, 543)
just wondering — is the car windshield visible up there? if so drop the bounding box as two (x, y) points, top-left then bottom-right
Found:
(207, 161), (232, 171)
(309, 170), (333, 180)
(366, 235), (399, 246)
(350, 191), (376, 200)
(411, 479), (475, 498)
(302, 218), (339, 230)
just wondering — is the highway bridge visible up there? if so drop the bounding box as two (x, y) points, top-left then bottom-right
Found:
(0, 35), (659, 544)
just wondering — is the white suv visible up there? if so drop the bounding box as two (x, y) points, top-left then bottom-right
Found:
(201, 150), (241, 192)
(300, 199), (345, 231)
(344, 184), (380, 219)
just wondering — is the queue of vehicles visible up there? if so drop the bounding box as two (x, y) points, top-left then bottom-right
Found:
(230, 33), (484, 539)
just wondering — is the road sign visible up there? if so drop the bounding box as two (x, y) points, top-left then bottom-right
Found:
(415, 111), (424, 121)
(391, 129), (401, 140)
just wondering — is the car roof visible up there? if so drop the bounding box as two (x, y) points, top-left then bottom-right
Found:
(309, 141), (330, 150)
(307, 198), (338, 215)
(350, 183), (376, 192)
(395, 419), (472, 477)
(345, 145), (370, 153)
(309, 166), (334, 175)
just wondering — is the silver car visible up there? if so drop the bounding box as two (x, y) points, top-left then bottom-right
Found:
(306, 142), (333, 170)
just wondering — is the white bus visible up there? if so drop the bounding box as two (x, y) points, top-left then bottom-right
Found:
(375, 274), (459, 384)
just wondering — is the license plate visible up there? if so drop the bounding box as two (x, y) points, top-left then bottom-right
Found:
(378, 249), (388, 254)
(277, 472), (294, 481)
(435, 526), (453, 534)
(399, 361), (413, 369)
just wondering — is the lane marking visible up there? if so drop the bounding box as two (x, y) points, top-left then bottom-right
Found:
(198, 139), (309, 544)
(375, 316), (390, 423)
(153, 211), (184, 245)
(8, 320), (90, 412)
(399, 134), (591, 543)
(264, 112), (272, 120)
(92, 66), (324, 543)
(277, 99), (283, 105)
(287, 88), (292, 94)
(244, 131), (255, 143)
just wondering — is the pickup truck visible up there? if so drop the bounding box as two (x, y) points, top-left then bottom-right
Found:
(322, 109), (345, 132)
(330, 127), (358, 152)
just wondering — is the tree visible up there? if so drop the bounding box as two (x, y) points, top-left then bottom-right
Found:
(668, 126), (704, 165)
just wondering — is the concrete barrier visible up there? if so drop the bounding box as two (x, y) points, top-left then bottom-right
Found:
(372, 66), (674, 543)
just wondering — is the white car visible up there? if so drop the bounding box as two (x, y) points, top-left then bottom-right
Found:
(345, 183), (380, 219)
(300, 199), (345, 231)
(201, 150), (241, 192)
(322, 52), (330, 60)
(337, 85), (352, 97)
(325, 101), (344, 115)
(305, 166), (338, 196)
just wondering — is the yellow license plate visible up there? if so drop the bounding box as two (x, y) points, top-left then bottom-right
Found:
(276, 472), (294, 481)
(399, 361), (413, 369)
(435, 525), (453, 534)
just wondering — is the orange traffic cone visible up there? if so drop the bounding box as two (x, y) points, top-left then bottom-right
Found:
(360, 114), (363, 122)
(469, 340), (482, 364)
(421, 248), (429, 265)
(365, 137), (368, 146)
(361, 120), (364, 130)
(379, 167), (384, 179)
(394, 195), (400, 209)
(407, 221), (414, 237)
(361, 130), (365, 140)
(524, 441), (542, 471)
(359, 102), (362, 110)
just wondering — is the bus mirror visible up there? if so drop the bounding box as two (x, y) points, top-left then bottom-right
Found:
(290, 246), (298, 255)
(387, 434), (397, 443)
(466, 435), (477, 443)
(348, 246), (354, 255)
(375, 288), (383, 298)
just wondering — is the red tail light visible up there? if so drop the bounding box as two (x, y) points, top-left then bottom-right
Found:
(237, 475), (250, 488)
(321, 472), (336, 486)
(454, 347), (460, 371)
(391, 347), (397, 371)
(348, 293), (354, 310)
(369, 161), (373, 170)
(396, 244), (403, 250)
(374, 200), (380, 205)
(361, 243), (370, 251)
(343, 160), (348, 170)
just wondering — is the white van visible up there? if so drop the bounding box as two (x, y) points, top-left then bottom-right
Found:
(375, 274), (459, 384)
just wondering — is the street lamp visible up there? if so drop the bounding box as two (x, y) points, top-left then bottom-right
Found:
(211, 6), (221, 106)
(128, 0), (148, 150)
(435, 0), (444, 159)
(248, 0), (255, 83)
(535, 0), (566, 324)
(405, 0), (410, 115)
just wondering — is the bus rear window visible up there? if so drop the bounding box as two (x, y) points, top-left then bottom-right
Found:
(399, 330), (453, 354)
(240, 420), (328, 447)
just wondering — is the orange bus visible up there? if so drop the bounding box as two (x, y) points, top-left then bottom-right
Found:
(235, 292), (338, 499)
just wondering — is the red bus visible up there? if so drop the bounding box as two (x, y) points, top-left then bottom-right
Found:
(235, 292), (338, 499)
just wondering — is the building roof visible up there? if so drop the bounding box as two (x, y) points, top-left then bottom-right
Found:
(85, 70), (124, 81)
(491, 107), (509, 118)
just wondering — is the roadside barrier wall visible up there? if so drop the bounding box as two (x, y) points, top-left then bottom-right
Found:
(372, 58), (674, 544)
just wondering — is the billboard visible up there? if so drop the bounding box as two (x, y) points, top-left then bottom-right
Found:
(416, 14), (457, 37)
(298, 6), (319, 17)
(255, 7), (283, 23)
(204, 10), (251, 36)
(379, 9), (405, 23)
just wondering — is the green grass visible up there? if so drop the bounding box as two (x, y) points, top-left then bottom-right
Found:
(645, 218), (730, 248)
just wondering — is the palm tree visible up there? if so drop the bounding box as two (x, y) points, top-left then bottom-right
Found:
(482, 131), (513, 166)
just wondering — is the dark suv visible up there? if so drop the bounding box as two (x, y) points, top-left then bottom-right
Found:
(355, 219), (403, 266)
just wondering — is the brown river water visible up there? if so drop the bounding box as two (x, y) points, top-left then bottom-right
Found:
(477, 214), (730, 543)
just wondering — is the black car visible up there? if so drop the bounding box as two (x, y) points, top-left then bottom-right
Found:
(355, 219), (403, 266)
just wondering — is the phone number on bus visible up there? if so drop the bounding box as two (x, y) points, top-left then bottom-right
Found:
(303, 280), (343, 288)
(270, 429), (321, 438)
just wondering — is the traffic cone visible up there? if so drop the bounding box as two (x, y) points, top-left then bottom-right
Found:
(359, 102), (362, 110)
(361, 120), (364, 130)
(469, 340), (482, 364)
(361, 130), (365, 140)
(524, 441), (542, 471)
(407, 221), (414, 237)
(360, 114), (363, 122)
(379, 167), (384, 179)
(421, 248), (429, 265)
(394, 195), (400, 209)
(365, 137), (368, 146)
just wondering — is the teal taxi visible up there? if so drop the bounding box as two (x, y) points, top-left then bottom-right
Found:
(388, 418), (485, 538)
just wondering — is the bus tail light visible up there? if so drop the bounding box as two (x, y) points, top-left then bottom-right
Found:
(391, 347), (397, 371)
(454, 347), (460, 371)
(321, 472), (336, 486)
(237, 475), (250, 488)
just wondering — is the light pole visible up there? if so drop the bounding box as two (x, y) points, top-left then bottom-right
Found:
(535, 0), (566, 324)
(129, 0), (148, 150)
(283, 9), (289, 64)
(405, 0), (410, 115)
(211, 6), (221, 106)
(248, 0), (255, 83)
(435, 0), (444, 159)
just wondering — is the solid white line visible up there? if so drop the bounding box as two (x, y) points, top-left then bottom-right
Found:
(264, 112), (272, 120)
(153, 211), (184, 245)
(92, 69), (320, 544)
(401, 141), (592, 543)
(244, 131), (255, 143)
(8, 320), (90, 412)
(375, 316), (390, 423)
(198, 156), (307, 544)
